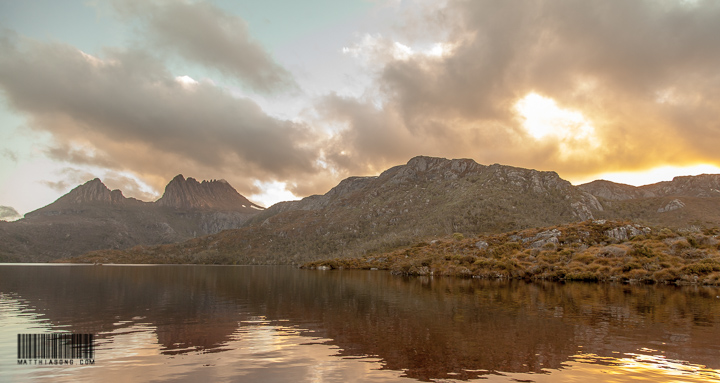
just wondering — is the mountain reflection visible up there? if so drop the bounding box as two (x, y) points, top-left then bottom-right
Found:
(1, 265), (719, 381)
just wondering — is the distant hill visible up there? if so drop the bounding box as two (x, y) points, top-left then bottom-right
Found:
(579, 175), (720, 229)
(579, 175), (720, 200)
(0, 176), (263, 262)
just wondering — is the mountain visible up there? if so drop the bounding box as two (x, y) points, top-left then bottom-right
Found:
(156, 175), (263, 211)
(579, 174), (720, 200)
(579, 175), (720, 228)
(0, 176), (263, 262)
(13, 156), (720, 265)
(70, 156), (612, 265)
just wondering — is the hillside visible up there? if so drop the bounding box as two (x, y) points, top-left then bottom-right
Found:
(0, 176), (263, 262)
(579, 175), (720, 229)
(303, 220), (720, 285)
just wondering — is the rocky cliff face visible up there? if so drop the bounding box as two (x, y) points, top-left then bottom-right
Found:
(156, 175), (263, 211)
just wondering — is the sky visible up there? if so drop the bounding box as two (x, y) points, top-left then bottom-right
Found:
(2, 0), (720, 220)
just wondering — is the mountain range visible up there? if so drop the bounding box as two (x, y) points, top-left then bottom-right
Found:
(0, 175), (263, 262)
(40, 155), (720, 266)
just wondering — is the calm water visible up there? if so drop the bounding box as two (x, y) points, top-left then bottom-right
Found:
(0, 265), (719, 382)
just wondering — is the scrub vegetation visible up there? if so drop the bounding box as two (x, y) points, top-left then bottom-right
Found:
(303, 220), (720, 285)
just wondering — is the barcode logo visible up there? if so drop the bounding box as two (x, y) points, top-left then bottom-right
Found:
(17, 334), (95, 360)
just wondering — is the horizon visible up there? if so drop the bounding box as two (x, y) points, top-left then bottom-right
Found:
(3, 0), (720, 219)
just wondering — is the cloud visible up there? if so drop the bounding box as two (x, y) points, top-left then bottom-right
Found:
(4, 0), (720, 209)
(112, 0), (296, 93)
(0, 205), (21, 221)
(0, 34), (321, 199)
(326, 0), (720, 179)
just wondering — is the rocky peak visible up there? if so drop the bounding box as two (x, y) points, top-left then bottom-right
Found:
(156, 174), (263, 211)
(56, 178), (128, 205)
(388, 156), (485, 182)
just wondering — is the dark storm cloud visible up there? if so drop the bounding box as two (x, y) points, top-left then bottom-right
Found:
(0, 34), (320, 195)
(326, 0), (720, 178)
(113, 0), (296, 93)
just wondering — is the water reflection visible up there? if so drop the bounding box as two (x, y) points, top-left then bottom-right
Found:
(1, 265), (719, 382)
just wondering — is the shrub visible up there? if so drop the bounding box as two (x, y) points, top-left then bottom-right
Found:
(622, 262), (642, 272)
(657, 228), (676, 239)
(596, 246), (627, 258)
(492, 242), (523, 257)
(682, 261), (720, 275)
(473, 258), (495, 268)
(652, 268), (679, 283)
(573, 253), (595, 265)
(681, 248), (708, 260)
(625, 269), (650, 281)
(566, 271), (599, 281)
(630, 244), (654, 258)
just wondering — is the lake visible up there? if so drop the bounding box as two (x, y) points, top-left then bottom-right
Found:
(0, 265), (719, 382)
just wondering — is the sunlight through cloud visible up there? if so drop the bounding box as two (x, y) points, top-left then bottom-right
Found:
(250, 180), (299, 208)
(515, 93), (595, 141)
(175, 75), (199, 89)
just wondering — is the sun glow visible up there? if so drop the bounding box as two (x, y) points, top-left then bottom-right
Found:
(572, 164), (720, 186)
(250, 180), (299, 208)
(515, 93), (596, 141)
(175, 75), (199, 89)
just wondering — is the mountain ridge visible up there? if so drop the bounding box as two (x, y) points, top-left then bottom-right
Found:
(0, 175), (263, 262)
(579, 174), (720, 200)
(6, 155), (720, 264)
(70, 156), (617, 265)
